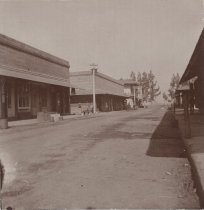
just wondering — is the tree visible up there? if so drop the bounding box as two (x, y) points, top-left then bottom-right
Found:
(137, 72), (142, 85)
(129, 70), (161, 102)
(168, 73), (180, 101)
(148, 70), (161, 101)
(141, 71), (149, 101)
(130, 71), (136, 81)
(162, 92), (169, 104)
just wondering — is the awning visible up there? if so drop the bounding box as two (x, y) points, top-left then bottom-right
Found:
(0, 64), (71, 87)
(73, 87), (126, 97)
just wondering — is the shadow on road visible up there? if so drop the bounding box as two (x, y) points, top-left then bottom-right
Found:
(146, 111), (186, 158)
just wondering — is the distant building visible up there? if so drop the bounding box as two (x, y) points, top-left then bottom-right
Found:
(70, 70), (125, 114)
(0, 34), (71, 128)
(120, 79), (141, 108)
(179, 28), (204, 113)
(175, 82), (190, 108)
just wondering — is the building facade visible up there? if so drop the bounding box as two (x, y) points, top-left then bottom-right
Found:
(0, 34), (71, 128)
(179, 28), (204, 113)
(70, 70), (125, 113)
(121, 79), (142, 108)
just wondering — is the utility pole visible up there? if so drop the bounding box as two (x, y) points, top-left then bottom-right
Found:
(90, 64), (98, 114)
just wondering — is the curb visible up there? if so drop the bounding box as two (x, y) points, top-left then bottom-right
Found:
(0, 114), (101, 134)
(176, 116), (204, 208)
(185, 146), (204, 208)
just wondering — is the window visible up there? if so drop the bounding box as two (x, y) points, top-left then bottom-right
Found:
(71, 88), (76, 95)
(18, 83), (30, 109)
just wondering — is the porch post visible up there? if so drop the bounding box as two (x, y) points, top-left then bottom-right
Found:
(62, 87), (70, 115)
(184, 92), (191, 138)
(0, 76), (8, 129)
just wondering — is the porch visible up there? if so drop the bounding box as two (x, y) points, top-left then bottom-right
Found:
(0, 76), (70, 127)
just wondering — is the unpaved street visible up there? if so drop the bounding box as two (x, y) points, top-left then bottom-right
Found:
(0, 105), (199, 208)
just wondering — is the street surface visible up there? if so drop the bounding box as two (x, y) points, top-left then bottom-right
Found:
(0, 105), (199, 208)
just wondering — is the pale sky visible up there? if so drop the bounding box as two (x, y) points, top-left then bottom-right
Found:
(0, 0), (203, 96)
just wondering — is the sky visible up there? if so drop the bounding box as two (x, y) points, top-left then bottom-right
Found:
(0, 0), (203, 98)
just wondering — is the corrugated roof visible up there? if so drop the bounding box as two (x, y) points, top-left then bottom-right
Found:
(70, 70), (124, 86)
(0, 34), (70, 87)
(97, 72), (124, 86)
(0, 34), (69, 67)
(70, 70), (125, 97)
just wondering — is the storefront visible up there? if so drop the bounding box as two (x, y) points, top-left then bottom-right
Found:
(0, 34), (71, 128)
(180, 28), (204, 113)
(70, 70), (126, 113)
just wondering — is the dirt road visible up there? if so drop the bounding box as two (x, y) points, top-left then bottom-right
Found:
(0, 105), (199, 208)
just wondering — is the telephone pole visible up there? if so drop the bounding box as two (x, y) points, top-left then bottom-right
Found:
(90, 64), (98, 114)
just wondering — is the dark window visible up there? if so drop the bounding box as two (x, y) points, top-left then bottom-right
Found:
(18, 83), (30, 109)
(71, 88), (76, 95)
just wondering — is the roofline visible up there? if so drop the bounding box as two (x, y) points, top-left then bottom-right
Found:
(123, 82), (139, 85)
(0, 34), (70, 68)
(96, 72), (124, 86)
(70, 70), (124, 86)
(180, 28), (203, 83)
(70, 71), (91, 76)
(119, 79), (139, 86)
(72, 87), (126, 97)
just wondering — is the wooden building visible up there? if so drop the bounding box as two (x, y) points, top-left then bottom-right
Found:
(175, 83), (190, 108)
(180, 28), (204, 113)
(121, 79), (141, 108)
(70, 70), (126, 113)
(0, 34), (71, 128)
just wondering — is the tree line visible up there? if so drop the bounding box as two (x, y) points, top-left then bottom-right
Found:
(163, 73), (180, 103)
(128, 70), (161, 102)
(123, 70), (181, 104)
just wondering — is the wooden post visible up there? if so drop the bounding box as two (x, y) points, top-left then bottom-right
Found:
(14, 80), (18, 120)
(66, 87), (71, 114)
(184, 92), (191, 138)
(0, 76), (8, 129)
